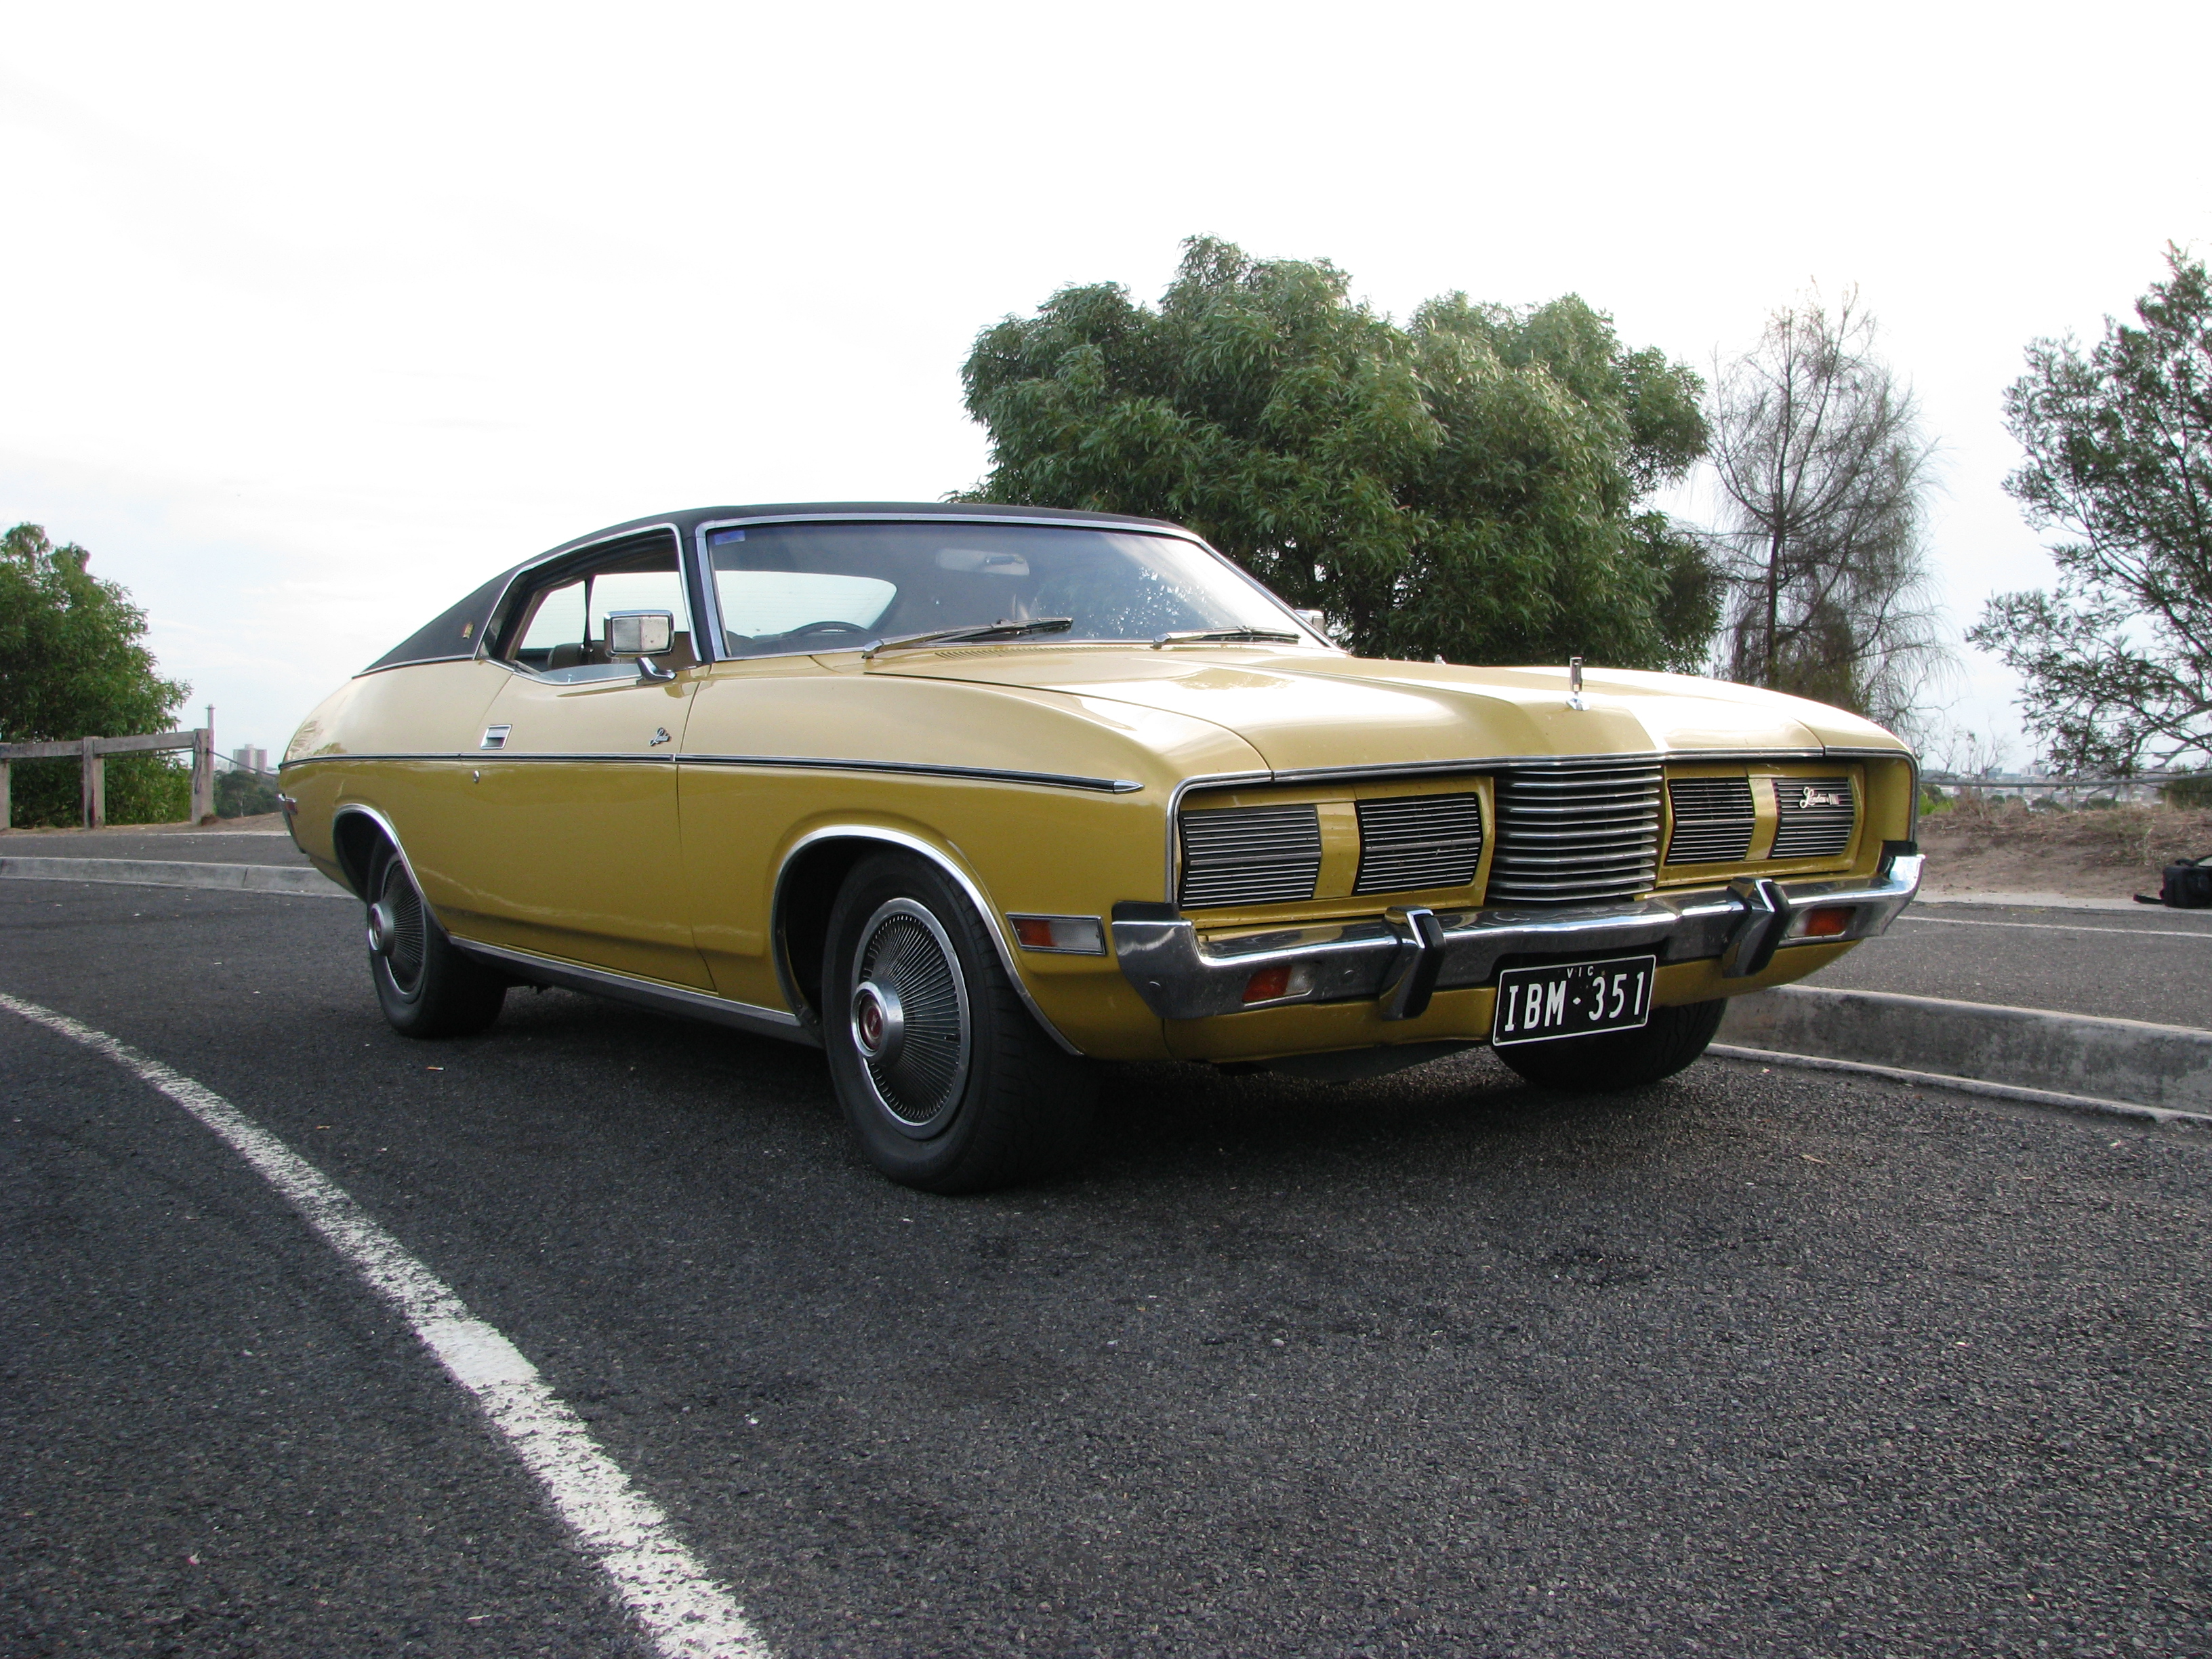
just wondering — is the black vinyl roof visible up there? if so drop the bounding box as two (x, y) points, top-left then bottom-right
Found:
(363, 502), (1193, 675)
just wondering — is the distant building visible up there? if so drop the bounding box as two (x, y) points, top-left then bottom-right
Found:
(231, 745), (270, 775)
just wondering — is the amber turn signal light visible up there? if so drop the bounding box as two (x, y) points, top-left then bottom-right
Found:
(1799, 905), (1853, 939)
(1244, 964), (1294, 1003)
(1006, 914), (1106, 954)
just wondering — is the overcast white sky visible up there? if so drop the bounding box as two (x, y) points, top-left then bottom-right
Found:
(6, 0), (2208, 765)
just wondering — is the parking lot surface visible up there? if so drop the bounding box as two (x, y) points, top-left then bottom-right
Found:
(3, 878), (2209, 1657)
(1808, 900), (2212, 1027)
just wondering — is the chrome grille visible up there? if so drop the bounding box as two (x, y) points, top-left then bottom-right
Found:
(1486, 762), (1662, 905)
(1178, 803), (1323, 908)
(1664, 776), (1756, 865)
(1354, 793), (1484, 895)
(1771, 776), (1856, 859)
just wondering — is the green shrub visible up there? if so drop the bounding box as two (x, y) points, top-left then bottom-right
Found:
(215, 770), (280, 818)
(6, 752), (189, 827)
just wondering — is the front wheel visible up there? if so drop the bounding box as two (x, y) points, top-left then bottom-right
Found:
(1494, 997), (1726, 1092)
(822, 851), (1096, 1192)
(365, 844), (507, 1038)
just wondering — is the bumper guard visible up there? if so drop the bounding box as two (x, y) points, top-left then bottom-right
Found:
(1111, 853), (1925, 1023)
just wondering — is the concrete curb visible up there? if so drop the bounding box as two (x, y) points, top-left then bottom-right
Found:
(1919, 891), (2151, 913)
(1719, 983), (2212, 1114)
(0, 856), (349, 899)
(1710, 1044), (2212, 1130)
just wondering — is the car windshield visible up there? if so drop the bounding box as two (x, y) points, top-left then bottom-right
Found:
(707, 520), (1315, 658)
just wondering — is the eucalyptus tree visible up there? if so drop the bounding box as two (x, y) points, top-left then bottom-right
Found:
(1969, 248), (2212, 773)
(1708, 292), (1946, 731)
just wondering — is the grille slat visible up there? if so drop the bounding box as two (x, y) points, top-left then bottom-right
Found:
(1353, 793), (1483, 895)
(1665, 777), (1757, 865)
(1486, 762), (1663, 906)
(1770, 776), (1856, 860)
(1179, 803), (1322, 908)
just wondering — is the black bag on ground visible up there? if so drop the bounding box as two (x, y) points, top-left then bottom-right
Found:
(2135, 857), (2212, 907)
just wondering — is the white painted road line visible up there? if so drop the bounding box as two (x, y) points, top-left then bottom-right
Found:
(0, 990), (771, 1659)
(1896, 913), (2212, 941)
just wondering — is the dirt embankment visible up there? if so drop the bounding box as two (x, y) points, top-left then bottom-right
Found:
(1918, 803), (2212, 901)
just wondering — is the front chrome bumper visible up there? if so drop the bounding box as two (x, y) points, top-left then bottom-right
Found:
(1111, 853), (1925, 1023)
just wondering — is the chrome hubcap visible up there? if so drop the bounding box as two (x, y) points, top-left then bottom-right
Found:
(372, 862), (428, 996)
(848, 899), (969, 1136)
(851, 979), (906, 1066)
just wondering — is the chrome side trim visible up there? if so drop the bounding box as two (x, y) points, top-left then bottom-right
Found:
(449, 939), (817, 1048)
(284, 752), (676, 769)
(354, 654), (474, 676)
(1111, 855), (1925, 1023)
(680, 753), (1142, 794)
(773, 825), (1085, 1056)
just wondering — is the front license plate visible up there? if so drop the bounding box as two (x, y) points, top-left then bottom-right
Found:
(1491, 956), (1656, 1048)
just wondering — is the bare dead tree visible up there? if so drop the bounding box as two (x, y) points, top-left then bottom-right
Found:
(1708, 291), (1949, 735)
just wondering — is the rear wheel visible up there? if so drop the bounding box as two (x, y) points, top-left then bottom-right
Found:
(366, 844), (507, 1038)
(1494, 998), (1726, 1092)
(821, 851), (1095, 1192)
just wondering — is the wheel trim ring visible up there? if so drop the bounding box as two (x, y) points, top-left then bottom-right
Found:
(377, 861), (429, 998)
(848, 897), (971, 1137)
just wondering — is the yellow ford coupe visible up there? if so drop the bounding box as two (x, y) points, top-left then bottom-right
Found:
(282, 504), (1922, 1189)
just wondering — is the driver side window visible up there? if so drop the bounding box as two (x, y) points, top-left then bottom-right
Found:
(498, 531), (695, 679)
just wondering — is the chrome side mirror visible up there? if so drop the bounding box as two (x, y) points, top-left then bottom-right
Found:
(606, 611), (675, 657)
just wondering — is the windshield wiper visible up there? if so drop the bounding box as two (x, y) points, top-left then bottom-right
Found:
(861, 617), (1075, 659)
(1151, 626), (1303, 649)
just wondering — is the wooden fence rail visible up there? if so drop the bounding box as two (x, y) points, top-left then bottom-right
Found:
(0, 729), (215, 829)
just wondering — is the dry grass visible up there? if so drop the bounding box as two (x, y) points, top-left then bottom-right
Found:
(1917, 800), (2212, 898)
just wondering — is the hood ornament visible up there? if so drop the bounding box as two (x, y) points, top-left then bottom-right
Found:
(1566, 656), (1586, 711)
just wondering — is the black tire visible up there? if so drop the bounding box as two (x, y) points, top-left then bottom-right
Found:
(821, 851), (1096, 1193)
(1494, 997), (1726, 1092)
(365, 843), (507, 1038)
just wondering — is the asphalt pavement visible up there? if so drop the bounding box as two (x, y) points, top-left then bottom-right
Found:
(1807, 901), (2212, 1028)
(3, 875), (2208, 1658)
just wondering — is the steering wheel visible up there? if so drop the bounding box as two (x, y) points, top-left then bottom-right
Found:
(779, 619), (871, 640)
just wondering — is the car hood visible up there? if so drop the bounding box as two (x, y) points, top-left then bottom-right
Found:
(866, 647), (1906, 773)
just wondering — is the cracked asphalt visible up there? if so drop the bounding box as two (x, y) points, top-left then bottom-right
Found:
(3, 874), (2208, 1656)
